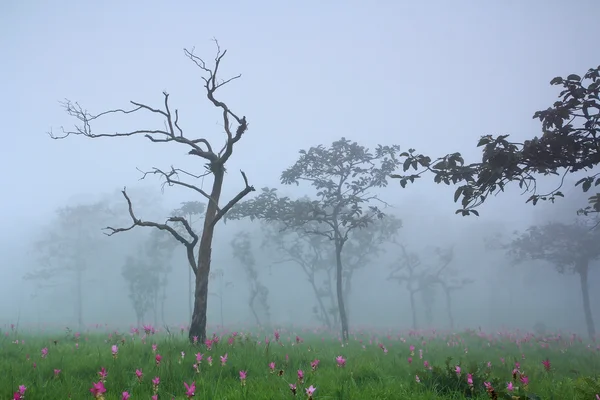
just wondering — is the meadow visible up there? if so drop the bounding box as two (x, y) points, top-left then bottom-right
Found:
(2, 324), (600, 399)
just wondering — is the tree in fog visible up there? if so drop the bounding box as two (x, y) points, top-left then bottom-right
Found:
(49, 41), (255, 342)
(258, 220), (335, 328)
(230, 231), (271, 326)
(426, 247), (473, 329)
(387, 243), (431, 330)
(391, 65), (600, 217)
(508, 217), (600, 339)
(24, 201), (113, 330)
(171, 201), (206, 322)
(122, 229), (176, 326)
(228, 138), (402, 340)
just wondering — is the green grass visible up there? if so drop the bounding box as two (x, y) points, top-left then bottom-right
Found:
(1, 325), (599, 399)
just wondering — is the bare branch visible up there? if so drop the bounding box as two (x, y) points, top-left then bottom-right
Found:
(105, 188), (200, 274)
(184, 40), (248, 164)
(138, 166), (219, 211)
(211, 170), (255, 227)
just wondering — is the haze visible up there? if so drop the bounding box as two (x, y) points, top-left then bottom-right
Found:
(1, 0), (598, 336)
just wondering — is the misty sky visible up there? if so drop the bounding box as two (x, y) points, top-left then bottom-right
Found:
(1, 0), (599, 330)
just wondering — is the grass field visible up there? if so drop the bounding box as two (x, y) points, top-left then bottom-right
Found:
(2, 324), (599, 399)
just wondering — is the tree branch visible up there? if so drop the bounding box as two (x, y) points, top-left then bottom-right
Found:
(105, 188), (200, 274)
(138, 166), (220, 212)
(211, 170), (255, 227)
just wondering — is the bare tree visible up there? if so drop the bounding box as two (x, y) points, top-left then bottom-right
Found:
(49, 40), (255, 342)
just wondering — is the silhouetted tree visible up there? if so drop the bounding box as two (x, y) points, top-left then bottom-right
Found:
(387, 243), (432, 330)
(230, 231), (271, 326)
(171, 201), (206, 321)
(49, 41), (255, 342)
(391, 65), (600, 217)
(426, 247), (473, 329)
(508, 217), (600, 339)
(259, 220), (334, 328)
(24, 201), (113, 330)
(228, 138), (402, 340)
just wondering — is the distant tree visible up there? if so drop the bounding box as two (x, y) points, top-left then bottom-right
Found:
(391, 65), (600, 217)
(121, 254), (160, 327)
(387, 243), (432, 330)
(227, 138), (402, 340)
(426, 247), (473, 329)
(171, 201), (206, 321)
(338, 214), (402, 320)
(121, 229), (177, 327)
(24, 201), (113, 330)
(230, 231), (271, 326)
(507, 217), (600, 339)
(49, 41), (255, 342)
(258, 220), (334, 328)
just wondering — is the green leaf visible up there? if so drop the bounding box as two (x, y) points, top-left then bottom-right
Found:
(470, 209), (479, 216)
(403, 159), (411, 172)
(582, 180), (592, 192)
(453, 187), (463, 203)
(567, 74), (581, 81)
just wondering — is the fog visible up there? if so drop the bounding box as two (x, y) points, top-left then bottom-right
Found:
(1, 0), (598, 336)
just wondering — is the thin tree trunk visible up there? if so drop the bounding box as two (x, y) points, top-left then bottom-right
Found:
(409, 290), (417, 330)
(189, 168), (224, 342)
(578, 260), (596, 339)
(308, 277), (332, 328)
(335, 240), (349, 341)
(189, 263), (193, 322)
(444, 286), (455, 329)
(75, 267), (83, 331)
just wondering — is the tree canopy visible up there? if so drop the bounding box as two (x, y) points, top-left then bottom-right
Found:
(391, 65), (600, 216)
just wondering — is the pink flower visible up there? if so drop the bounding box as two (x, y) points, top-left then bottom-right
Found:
(98, 367), (108, 382)
(122, 392), (130, 400)
(306, 385), (316, 399)
(135, 369), (143, 382)
(54, 369), (61, 377)
(507, 381), (514, 392)
(407, 357), (412, 364)
(467, 373), (473, 386)
(184, 381), (196, 398)
(90, 381), (106, 398)
(151, 344), (157, 353)
(311, 359), (320, 371)
(274, 330), (280, 341)
(155, 354), (162, 366)
(336, 355), (346, 367)
(12, 385), (26, 400)
(415, 375), (421, 383)
(542, 359), (551, 371)
(289, 384), (297, 395)
(297, 369), (304, 383)
(207, 356), (213, 366)
(239, 370), (247, 385)
(41, 347), (48, 358)
(195, 353), (203, 363)
(455, 365), (461, 375)
(220, 353), (228, 366)
(269, 362), (276, 372)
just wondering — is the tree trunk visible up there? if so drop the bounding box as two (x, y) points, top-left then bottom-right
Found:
(75, 267), (83, 331)
(308, 277), (332, 328)
(409, 290), (417, 330)
(189, 263), (193, 322)
(443, 286), (455, 329)
(189, 167), (224, 342)
(577, 260), (596, 340)
(334, 240), (349, 341)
